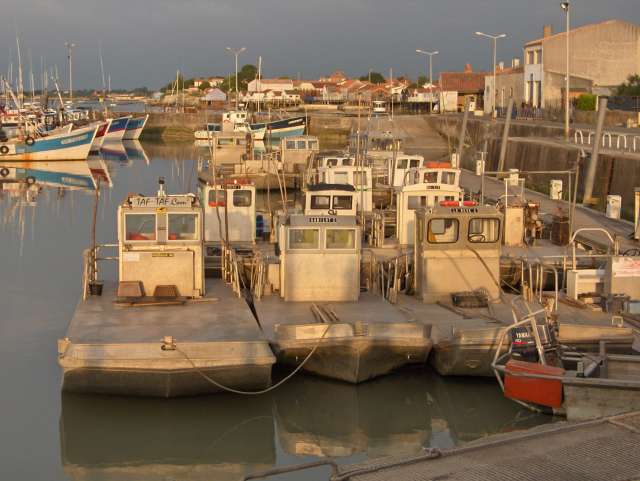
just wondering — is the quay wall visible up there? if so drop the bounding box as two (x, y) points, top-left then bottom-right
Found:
(427, 116), (640, 219)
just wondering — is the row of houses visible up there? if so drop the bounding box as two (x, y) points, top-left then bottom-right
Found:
(194, 19), (640, 111)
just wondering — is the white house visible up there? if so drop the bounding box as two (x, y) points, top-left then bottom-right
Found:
(247, 78), (294, 93)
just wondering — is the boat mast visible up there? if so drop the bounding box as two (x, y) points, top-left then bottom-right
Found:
(16, 35), (24, 108)
(257, 55), (262, 113)
(28, 49), (35, 104)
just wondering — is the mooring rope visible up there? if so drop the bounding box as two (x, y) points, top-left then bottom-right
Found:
(172, 322), (332, 396)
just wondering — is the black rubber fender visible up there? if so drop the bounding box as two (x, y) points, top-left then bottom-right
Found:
(0, 167), (9, 176)
(0, 145), (9, 155)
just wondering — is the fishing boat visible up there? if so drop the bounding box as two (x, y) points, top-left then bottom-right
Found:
(57, 180), (275, 397)
(0, 125), (98, 161)
(251, 115), (306, 139)
(195, 111), (265, 141)
(254, 184), (432, 384)
(103, 115), (131, 141)
(122, 114), (148, 140)
(89, 119), (112, 153)
(493, 317), (640, 421)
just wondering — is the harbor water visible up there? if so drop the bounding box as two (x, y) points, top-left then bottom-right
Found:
(0, 141), (553, 481)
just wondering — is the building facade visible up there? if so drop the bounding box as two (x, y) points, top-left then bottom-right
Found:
(524, 20), (640, 108)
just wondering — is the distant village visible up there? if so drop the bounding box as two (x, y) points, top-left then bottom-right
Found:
(150, 19), (640, 115)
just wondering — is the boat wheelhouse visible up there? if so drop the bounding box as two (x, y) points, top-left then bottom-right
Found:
(200, 178), (256, 245)
(305, 184), (358, 217)
(308, 164), (373, 213)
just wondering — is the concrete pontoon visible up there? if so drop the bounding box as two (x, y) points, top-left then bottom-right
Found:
(58, 183), (275, 397)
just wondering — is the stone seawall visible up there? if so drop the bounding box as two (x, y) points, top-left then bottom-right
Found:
(427, 116), (640, 219)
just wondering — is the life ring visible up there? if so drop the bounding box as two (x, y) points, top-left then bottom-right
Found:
(26, 176), (36, 185)
(25, 136), (35, 146)
(0, 167), (9, 176)
(0, 145), (9, 155)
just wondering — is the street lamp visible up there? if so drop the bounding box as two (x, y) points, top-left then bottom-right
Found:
(416, 49), (439, 113)
(225, 46), (246, 110)
(561, 1), (571, 139)
(64, 42), (76, 103)
(415, 49), (438, 87)
(475, 32), (506, 118)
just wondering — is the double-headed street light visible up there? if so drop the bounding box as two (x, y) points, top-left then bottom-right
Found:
(475, 32), (506, 118)
(225, 46), (246, 109)
(415, 49), (439, 87)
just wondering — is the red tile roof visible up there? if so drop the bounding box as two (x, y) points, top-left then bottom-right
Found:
(439, 71), (488, 94)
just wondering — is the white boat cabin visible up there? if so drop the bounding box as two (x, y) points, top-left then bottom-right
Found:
(395, 169), (463, 245)
(388, 154), (424, 187)
(278, 214), (361, 302)
(310, 165), (373, 212)
(118, 184), (204, 298)
(194, 132), (250, 164)
(281, 136), (319, 166)
(414, 204), (502, 303)
(316, 155), (356, 168)
(305, 184), (358, 217)
(200, 180), (256, 244)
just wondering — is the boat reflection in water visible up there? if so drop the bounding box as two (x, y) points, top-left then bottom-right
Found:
(274, 369), (548, 460)
(59, 371), (550, 480)
(60, 392), (276, 481)
(123, 139), (150, 165)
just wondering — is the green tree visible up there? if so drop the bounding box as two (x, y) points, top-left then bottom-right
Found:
(198, 81), (211, 90)
(359, 72), (385, 84)
(576, 94), (596, 111)
(220, 64), (258, 93)
(616, 74), (640, 96)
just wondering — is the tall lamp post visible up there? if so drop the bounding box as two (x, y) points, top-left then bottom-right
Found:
(64, 41), (76, 103)
(475, 32), (506, 118)
(225, 46), (246, 109)
(561, 2), (571, 139)
(416, 49), (439, 113)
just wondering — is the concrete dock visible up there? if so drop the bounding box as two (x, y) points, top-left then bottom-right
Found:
(58, 279), (275, 397)
(335, 411), (640, 481)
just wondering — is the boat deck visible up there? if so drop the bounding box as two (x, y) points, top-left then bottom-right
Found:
(59, 279), (275, 397)
(337, 411), (640, 481)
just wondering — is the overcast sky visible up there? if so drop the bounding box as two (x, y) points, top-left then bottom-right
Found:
(2, 0), (638, 90)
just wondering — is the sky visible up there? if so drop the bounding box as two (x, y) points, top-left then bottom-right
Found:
(2, 0), (639, 90)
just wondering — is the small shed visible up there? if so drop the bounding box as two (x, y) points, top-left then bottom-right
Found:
(200, 88), (227, 107)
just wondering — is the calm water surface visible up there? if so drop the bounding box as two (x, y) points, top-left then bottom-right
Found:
(0, 141), (551, 481)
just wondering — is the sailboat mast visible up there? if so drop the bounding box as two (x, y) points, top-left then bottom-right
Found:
(16, 35), (24, 108)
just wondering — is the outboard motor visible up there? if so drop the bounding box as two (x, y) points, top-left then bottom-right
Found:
(510, 323), (555, 363)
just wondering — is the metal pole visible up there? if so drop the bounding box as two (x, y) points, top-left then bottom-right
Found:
(457, 97), (470, 165)
(234, 53), (239, 109)
(498, 97), (515, 172)
(493, 37), (497, 118)
(564, 3), (571, 140)
(583, 97), (608, 205)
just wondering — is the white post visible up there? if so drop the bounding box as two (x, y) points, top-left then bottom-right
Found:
(226, 47), (246, 110)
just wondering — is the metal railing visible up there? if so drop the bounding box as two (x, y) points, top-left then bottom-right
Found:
(573, 128), (640, 154)
(81, 243), (118, 300)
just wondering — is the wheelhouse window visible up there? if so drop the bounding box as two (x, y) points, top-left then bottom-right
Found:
(286, 140), (296, 149)
(427, 218), (459, 244)
(353, 171), (367, 187)
(424, 172), (438, 183)
(233, 190), (252, 207)
(218, 137), (233, 146)
(441, 171), (456, 185)
(327, 158), (338, 166)
(409, 159), (421, 168)
(334, 172), (349, 184)
(468, 218), (500, 243)
(288, 229), (320, 249)
(208, 189), (226, 206)
(333, 195), (353, 210)
(297, 140), (306, 149)
(396, 159), (408, 169)
(125, 213), (156, 241)
(408, 195), (427, 210)
(326, 229), (356, 249)
(308, 140), (318, 150)
(168, 213), (198, 241)
(310, 195), (331, 209)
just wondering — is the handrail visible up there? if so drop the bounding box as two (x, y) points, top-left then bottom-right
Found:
(570, 227), (618, 269)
